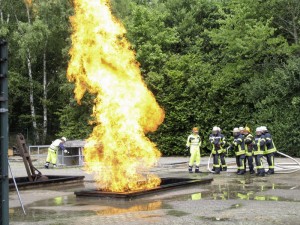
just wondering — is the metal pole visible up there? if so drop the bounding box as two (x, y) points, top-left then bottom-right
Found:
(8, 161), (26, 215)
(0, 39), (9, 225)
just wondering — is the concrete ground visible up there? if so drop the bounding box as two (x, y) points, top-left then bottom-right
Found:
(7, 156), (300, 225)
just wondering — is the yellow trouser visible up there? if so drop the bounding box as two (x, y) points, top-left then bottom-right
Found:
(189, 147), (201, 167)
(46, 149), (57, 164)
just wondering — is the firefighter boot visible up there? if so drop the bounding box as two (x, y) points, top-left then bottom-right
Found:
(258, 169), (265, 177)
(214, 167), (220, 174)
(237, 169), (245, 175)
(195, 166), (201, 173)
(44, 162), (49, 169)
(236, 169), (240, 174)
(266, 169), (274, 175)
(222, 166), (227, 171)
(188, 166), (193, 173)
(256, 169), (261, 176)
(249, 165), (255, 174)
(256, 169), (260, 176)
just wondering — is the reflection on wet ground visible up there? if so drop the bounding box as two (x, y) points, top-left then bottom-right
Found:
(9, 173), (300, 224)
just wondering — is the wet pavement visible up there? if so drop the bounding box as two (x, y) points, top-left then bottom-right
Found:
(8, 156), (300, 225)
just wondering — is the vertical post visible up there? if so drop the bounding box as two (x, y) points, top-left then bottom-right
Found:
(0, 39), (9, 225)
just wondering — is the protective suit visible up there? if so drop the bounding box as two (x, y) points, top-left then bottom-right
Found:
(44, 137), (68, 169)
(243, 127), (255, 174)
(209, 126), (226, 174)
(262, 126), (277, 175)
(228, 128), (246, 175)
(186, 127), (202, 173)
(253, 127), (265, 176)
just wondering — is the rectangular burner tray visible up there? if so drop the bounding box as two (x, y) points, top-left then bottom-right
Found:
(74, 177), (213, 199)
(9, 175), (85, 190)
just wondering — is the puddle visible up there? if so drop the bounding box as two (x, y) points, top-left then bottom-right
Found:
(166, 209), (190, 217)
(9, 194), (170, 223)
(185, 180), (298, 202)
(95, 201), (163, 216)
(196, 216), (230, 221)
(9, 174), (300, 224)
(9, 208), (96, 222)
(229, 203), (243, 209)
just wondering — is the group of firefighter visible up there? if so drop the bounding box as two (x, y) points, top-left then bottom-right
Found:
(186, 125), (277, 176)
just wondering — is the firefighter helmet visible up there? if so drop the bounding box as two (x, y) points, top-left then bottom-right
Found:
(61, 137), (67, 142)
(261, 126), (268, 131)
(232, 128), (239, 133)
(245, 126), (251, 133)
(212, 126), (219, 132)
(255, 127), (263, 134)
(192, 127), (199, 133)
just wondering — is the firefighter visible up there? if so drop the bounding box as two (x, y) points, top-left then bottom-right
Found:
(217, 127), (227, 171)
(243, 126), (255, 174)
(228, 128), (246, 175)
(239, 127), (245, 135)
(209, 126), (226, 174)
(186, 127), (202, 173)
(253, 127), (265, 176)
(44, 137), (68, 169)
(261, 126), (277, 174)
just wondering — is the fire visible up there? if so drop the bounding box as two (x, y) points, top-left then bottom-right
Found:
(67, 0), (165, 192)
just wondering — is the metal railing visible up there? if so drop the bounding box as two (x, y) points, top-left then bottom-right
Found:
(28, 145), (84, 166)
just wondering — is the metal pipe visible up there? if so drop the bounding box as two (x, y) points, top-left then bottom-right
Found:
(0, 39), (9, 225)
(8, 162), (26, 215)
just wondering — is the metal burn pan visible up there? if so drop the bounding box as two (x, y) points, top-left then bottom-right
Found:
(9, 175), (85, 190)
(74, 177), (213, 199)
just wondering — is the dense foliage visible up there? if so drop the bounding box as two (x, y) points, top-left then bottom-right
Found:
(2, 0), (300, 156)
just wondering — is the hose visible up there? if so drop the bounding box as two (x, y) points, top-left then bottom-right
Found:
(207, 151), (300, 174)
(207, 153), (215, 173)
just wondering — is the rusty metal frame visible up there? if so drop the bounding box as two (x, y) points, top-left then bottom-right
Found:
(15, 133), (44, 182)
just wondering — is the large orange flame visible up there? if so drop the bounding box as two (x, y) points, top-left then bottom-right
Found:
(67, 0), (165, 192)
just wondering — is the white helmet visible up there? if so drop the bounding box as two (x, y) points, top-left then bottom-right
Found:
(256, 127), (262, 132)
(239, 127), (244, 131)
(261, 126), (267, 131)
(232, 128), (239, 133)
(61, 137), (67, 142)
(212, 126), (219, 132)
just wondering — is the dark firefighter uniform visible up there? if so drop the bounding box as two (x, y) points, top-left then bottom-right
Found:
(228, 127), (246, 175)
(243, 127), (255, 174)
(209, 126), (226, 174)
(253, 127), (265, 176)
(218, 127), (227, 171)
(262, 126), (277, 174)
